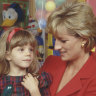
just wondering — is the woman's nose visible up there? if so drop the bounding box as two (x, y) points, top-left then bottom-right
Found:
(54, 39), (62, 50)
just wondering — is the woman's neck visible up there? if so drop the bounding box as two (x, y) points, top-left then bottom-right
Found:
(67, 52), (90, 72)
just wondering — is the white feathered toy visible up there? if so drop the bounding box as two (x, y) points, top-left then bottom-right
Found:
(0, 2), (24, 35)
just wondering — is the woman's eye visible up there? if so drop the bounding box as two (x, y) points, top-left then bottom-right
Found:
(61, 40), (67, 43)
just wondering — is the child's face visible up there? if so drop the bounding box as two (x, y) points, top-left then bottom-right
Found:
(6, 43), (34, 70)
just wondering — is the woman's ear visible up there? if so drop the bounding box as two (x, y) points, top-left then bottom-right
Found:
(82, 38), (88, 45)
(5, 51), (11, 61)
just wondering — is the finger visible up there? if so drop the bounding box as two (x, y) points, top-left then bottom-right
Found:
(27, 73), (32, 77)
(34, 77), (38, 80)
(23, 78), (27, 82)
(32, 73), (40, 78)
(21, 81), (24, 85)
(21, 82), (26, 88)
(21, 81), (26, 86)
(34, 77), (39, 84)
(25, 75), (28, 79)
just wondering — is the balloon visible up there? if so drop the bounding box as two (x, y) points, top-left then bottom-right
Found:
(35, 0), (46, 9)
(55, 0), (66, 7)
(38, 19), (46, 29)
(45, 1), (56, 12)
(36, 10), (46, 20)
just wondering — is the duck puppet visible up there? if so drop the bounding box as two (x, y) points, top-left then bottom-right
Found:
(0, 2), (24, 35)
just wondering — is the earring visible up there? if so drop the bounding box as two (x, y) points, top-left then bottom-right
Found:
(81, 43), (85, 48)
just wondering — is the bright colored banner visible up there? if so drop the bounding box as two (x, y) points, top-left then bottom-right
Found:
(86, 0), (96, 16)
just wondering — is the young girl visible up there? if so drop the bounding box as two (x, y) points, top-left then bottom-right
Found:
(0, 27), (52, 96)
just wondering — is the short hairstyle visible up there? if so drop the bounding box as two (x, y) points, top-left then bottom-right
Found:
(47, 0), (96, 52)
(0, 27), (39, 75)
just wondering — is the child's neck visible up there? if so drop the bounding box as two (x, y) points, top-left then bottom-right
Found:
(8, 68), (27, 76)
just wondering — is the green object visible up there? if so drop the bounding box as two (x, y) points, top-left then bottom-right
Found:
(55, 0), (66, 7)
(35, 0), (46, 9)
(2, 84), (14, 96)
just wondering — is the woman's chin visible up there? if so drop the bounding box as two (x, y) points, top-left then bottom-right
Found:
(60, 56), (67, 61)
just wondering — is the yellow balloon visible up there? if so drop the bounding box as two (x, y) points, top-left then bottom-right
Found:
(45, 1), (56, 12)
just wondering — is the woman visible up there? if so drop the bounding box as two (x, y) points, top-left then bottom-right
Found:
(40, 0), (96, 96)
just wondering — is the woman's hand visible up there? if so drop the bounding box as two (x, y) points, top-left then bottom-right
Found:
(21, 73), (41, 96)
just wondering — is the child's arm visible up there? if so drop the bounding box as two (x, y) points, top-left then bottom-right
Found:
(21, 73), (41, 96)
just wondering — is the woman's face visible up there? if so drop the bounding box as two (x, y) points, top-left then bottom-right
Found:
(54, 27), (85, 61)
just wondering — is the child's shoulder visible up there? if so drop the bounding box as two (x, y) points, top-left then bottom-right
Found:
(38, 71), (52, 88)
(0, 75), (6, 85)
(38, 72), (52, 96)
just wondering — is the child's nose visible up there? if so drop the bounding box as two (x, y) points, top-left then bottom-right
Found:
(25, 50), (31, 56)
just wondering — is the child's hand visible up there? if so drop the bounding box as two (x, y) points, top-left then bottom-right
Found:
(21, 73), (41, 96)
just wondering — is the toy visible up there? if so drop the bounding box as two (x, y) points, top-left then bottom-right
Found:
(0, 2), (24, 35)
(27, 19), (44, 62)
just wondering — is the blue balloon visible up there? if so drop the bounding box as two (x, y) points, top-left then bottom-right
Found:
(38, 19), (46, 29)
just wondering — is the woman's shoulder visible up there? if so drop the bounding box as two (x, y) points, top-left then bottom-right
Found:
(86, 74), (96, 92)
(44, 55), (64, 67)
(39, 71), (52, 88)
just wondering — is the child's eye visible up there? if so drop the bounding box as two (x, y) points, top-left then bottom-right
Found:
(18, 48), (24, 51)
(29, 48), (33, 52)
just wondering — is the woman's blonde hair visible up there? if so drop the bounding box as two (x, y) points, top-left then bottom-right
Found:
(47, 0), (96, 52)
(0, 27), (39, 75)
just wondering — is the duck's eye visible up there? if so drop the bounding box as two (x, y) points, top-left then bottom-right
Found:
(8, 15), (11, 19)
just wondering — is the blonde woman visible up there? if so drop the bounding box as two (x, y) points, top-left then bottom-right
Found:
(40, 0), (96, 96)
